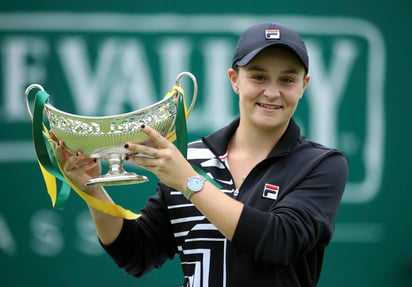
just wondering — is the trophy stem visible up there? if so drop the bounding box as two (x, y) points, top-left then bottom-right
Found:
(86, 154), (148, 186)
(108, 154), (125, 175)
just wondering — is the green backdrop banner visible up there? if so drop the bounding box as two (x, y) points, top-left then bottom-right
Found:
(0, 1), (411, 286)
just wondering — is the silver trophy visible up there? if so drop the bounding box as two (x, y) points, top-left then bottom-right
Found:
(25, 72), (198, 186)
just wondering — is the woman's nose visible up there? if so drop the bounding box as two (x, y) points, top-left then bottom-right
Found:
(264, 81), (280, 98)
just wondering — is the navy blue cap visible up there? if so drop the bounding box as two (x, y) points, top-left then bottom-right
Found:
(232, 22), (309, 72)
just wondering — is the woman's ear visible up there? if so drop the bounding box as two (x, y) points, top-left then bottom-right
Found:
(228, 68), (239, 94)
(303, 73), (310, 90)
(300, 73), (311, 98)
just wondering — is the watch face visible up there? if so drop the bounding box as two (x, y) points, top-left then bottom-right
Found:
(188, 177), (204, 192)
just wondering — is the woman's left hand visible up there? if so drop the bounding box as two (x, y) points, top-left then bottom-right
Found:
(124, 124), (196, 191)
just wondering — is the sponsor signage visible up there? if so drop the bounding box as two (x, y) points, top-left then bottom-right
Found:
(0, 14), (386, 260)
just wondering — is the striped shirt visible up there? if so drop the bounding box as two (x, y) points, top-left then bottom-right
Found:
(103, 118), (348, 287)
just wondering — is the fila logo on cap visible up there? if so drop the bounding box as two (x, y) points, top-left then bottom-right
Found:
(265, 29), (280, 40)
(262, 183), (280, 200)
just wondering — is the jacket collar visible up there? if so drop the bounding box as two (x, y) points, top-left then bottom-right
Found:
(202, 118), (301, 158)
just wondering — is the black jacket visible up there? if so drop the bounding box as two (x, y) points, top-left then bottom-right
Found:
(103, 118), (348, 287)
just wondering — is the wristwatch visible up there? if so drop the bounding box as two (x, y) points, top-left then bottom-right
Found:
(183, 175), (205, 200)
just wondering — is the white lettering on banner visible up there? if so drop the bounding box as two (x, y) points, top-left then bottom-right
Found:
(0, 209), (382, 258)
(2, 37), (49, 121)
(74, 210), (104, 255)
(0, 214), (17, 256)
(58, 37), (156, 115)
(195, 39), (236, 130)
(0, 14), (385, 205)
(157, 38), (192, 94)
(306, 39), (359, 148)
(295, 18), (386, 204)
(30, 210), (64, 256)
(0, 210), (103, 257)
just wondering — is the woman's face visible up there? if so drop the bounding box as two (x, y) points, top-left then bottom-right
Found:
(229, 46), (310, 132)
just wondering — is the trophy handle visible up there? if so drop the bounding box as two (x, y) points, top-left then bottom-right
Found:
(25, 83), (45, 120)
(175, 72), (198, 116)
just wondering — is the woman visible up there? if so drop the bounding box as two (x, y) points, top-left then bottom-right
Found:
(56, 22), (348, 286)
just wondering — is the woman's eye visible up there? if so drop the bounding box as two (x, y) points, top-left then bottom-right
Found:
(252, 75), (265, 81)
(281, 78), (294, 84)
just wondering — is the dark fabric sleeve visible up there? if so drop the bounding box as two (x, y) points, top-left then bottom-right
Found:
(101, 184), (178, 277)
(232, 152), (348, 265)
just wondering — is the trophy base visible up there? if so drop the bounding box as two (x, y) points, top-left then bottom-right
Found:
(86, 173), (149, 186)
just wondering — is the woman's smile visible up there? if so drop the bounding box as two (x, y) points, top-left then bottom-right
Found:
(256, 102), (283, 111)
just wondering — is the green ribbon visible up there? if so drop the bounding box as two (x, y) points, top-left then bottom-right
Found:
(174, 91), (188, 158)
(32, 90), (71, 209)
(174, 91), (221, 189)
(32, 89), (140, 218)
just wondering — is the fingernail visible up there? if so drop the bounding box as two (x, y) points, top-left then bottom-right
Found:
(124, 143), (129, 148)
(141, 123), (146, 129)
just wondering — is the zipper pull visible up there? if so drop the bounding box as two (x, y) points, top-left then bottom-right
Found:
(233, 189), (239, 197)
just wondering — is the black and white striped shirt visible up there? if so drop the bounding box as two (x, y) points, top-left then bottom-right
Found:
(104, 118), (348, 287)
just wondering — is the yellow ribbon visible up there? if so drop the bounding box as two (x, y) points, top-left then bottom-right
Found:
(39, 161), (58, 206)
(165, 85), (187, 142)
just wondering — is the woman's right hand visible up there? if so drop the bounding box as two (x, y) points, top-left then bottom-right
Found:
(51, 132), (123, 244)
(51, 132), (101, 193)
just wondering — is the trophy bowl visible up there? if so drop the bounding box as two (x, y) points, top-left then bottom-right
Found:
(25, 72), (198, 186)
